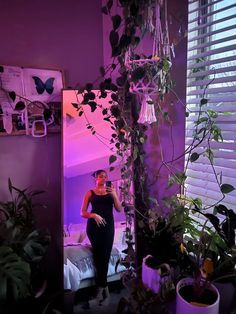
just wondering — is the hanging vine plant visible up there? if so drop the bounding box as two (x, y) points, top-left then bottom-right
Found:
(70, 0), (182, 272)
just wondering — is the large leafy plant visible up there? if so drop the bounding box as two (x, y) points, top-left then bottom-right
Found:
(0, 179), (51, 309)
(163, 94), (236, 298)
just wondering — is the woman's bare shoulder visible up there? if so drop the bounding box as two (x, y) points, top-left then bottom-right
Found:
(85, 190), (93, 197)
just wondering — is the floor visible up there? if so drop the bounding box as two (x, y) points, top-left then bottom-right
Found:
(73, 281), (126, 314)
(72, 280), (177, 314)
(71, 280), (236, 314)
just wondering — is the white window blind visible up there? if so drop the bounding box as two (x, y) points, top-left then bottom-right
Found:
(185, 0), (236, 213)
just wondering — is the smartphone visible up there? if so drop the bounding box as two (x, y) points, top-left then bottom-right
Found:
(106, 181), (112, 188)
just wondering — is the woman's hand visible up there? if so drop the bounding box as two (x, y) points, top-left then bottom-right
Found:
(106, 186), (116, 196)
(92, 213), (106, 227)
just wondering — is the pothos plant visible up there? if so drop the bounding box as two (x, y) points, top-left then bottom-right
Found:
(71, 0), (177, 269)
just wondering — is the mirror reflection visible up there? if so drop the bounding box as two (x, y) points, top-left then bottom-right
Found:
(63, 89), (132, 296)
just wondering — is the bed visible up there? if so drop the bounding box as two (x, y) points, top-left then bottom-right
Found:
(63, 221), (127, 291)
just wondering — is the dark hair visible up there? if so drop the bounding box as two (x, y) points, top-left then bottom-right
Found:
(92, 169), (107, 178)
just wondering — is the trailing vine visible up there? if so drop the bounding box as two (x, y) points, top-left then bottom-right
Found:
(71, 0), (187, 272)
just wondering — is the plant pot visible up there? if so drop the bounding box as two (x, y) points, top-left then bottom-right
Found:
(214, 281), (236, 314)
(176, 277), (220, 314)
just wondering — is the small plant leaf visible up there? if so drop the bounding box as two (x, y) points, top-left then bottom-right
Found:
(8, 178), (12, 195)
(71, 102), (79, 109)
(109, 30), (119, 48)
(220, 184), (235, 194)
(9, 91), (16, 101)
(200, 98), (208, 106)
(190, 152), (199, 162)
(88, 101), (97, 112)
(112, 15), (121, 30)
(99, 66), (106, 76)
(109, 155), (117, 165)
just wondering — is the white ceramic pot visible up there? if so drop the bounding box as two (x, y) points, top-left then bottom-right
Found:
(176, 277), (220, 314)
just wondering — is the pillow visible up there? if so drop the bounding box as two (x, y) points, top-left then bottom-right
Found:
(64, 224), (87, 245)
(114, 225), (126, 246)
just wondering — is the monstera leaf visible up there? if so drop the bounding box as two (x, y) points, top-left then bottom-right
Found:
(0, 246), (31, 302)
(23, 229), (51, 263)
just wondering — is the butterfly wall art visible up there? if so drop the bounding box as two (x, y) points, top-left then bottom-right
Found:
(32, 76), (55, 95)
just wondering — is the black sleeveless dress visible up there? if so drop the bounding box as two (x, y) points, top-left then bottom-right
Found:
(86, 190), (115, 287)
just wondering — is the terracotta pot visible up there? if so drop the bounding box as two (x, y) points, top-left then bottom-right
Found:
(176, 277), (220, 314)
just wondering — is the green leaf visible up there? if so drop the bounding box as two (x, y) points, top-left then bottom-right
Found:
(131, 67), (145, 82)
(8, 178), (12, 195)
(99, 66), (106, 76)
(101, 6), (108, 15)
(111, 93), (118, 102)
(214, 204), (228, 215)
(196, 117), (208, 125)
(15, 101), (25, 111)
(87, 92), (96, 100)
(207, 109), (218, 118)
(205, 148), (214, 163)
(109, 155), (117, 165)
(200, 98), (208, 106)
(71, 102), (79, 109)
(220, 184), (235, 194)
(190, 152), (199, 162)
(0, 246), (31, 302)
(109, 30), (119, 48)
(112, 15), (121, 30)
(85, 83), (93, 92)
(87, 101), (97, 112)
(193, 198), (202, 208)
(9, 91), (16, 102)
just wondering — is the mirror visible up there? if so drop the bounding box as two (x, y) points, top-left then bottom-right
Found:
(62, 89), (126, 226)
(63, 89), (136, 294)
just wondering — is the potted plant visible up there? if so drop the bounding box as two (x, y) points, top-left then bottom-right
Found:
(166, 195), (236, 314)
(162, 98), (236, 313)
(0, 178), (51, 313)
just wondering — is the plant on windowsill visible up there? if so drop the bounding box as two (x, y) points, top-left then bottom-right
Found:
(162, 96), (236, 312)
(0, 178), (52, 313)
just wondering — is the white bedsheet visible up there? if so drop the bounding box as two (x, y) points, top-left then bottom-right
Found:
(64, 244), (126, 290)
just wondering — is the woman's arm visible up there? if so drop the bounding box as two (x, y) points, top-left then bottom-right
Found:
(80, 191), (106, 226)
(109, 188), (122, 212)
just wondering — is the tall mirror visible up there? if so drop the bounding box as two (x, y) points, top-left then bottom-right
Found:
(63, 89), (132, 291)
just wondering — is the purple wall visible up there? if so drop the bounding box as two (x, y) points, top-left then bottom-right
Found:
(0, 0), (103, 294)
(0, 0), (103, 88)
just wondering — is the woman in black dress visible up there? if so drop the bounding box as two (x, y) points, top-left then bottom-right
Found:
(81, 169), (122, 307)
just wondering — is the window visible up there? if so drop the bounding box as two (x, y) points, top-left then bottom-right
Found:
(185, 0), (236, 213)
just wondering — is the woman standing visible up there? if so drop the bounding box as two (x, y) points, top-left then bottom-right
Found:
(81, 169), (122, 307)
